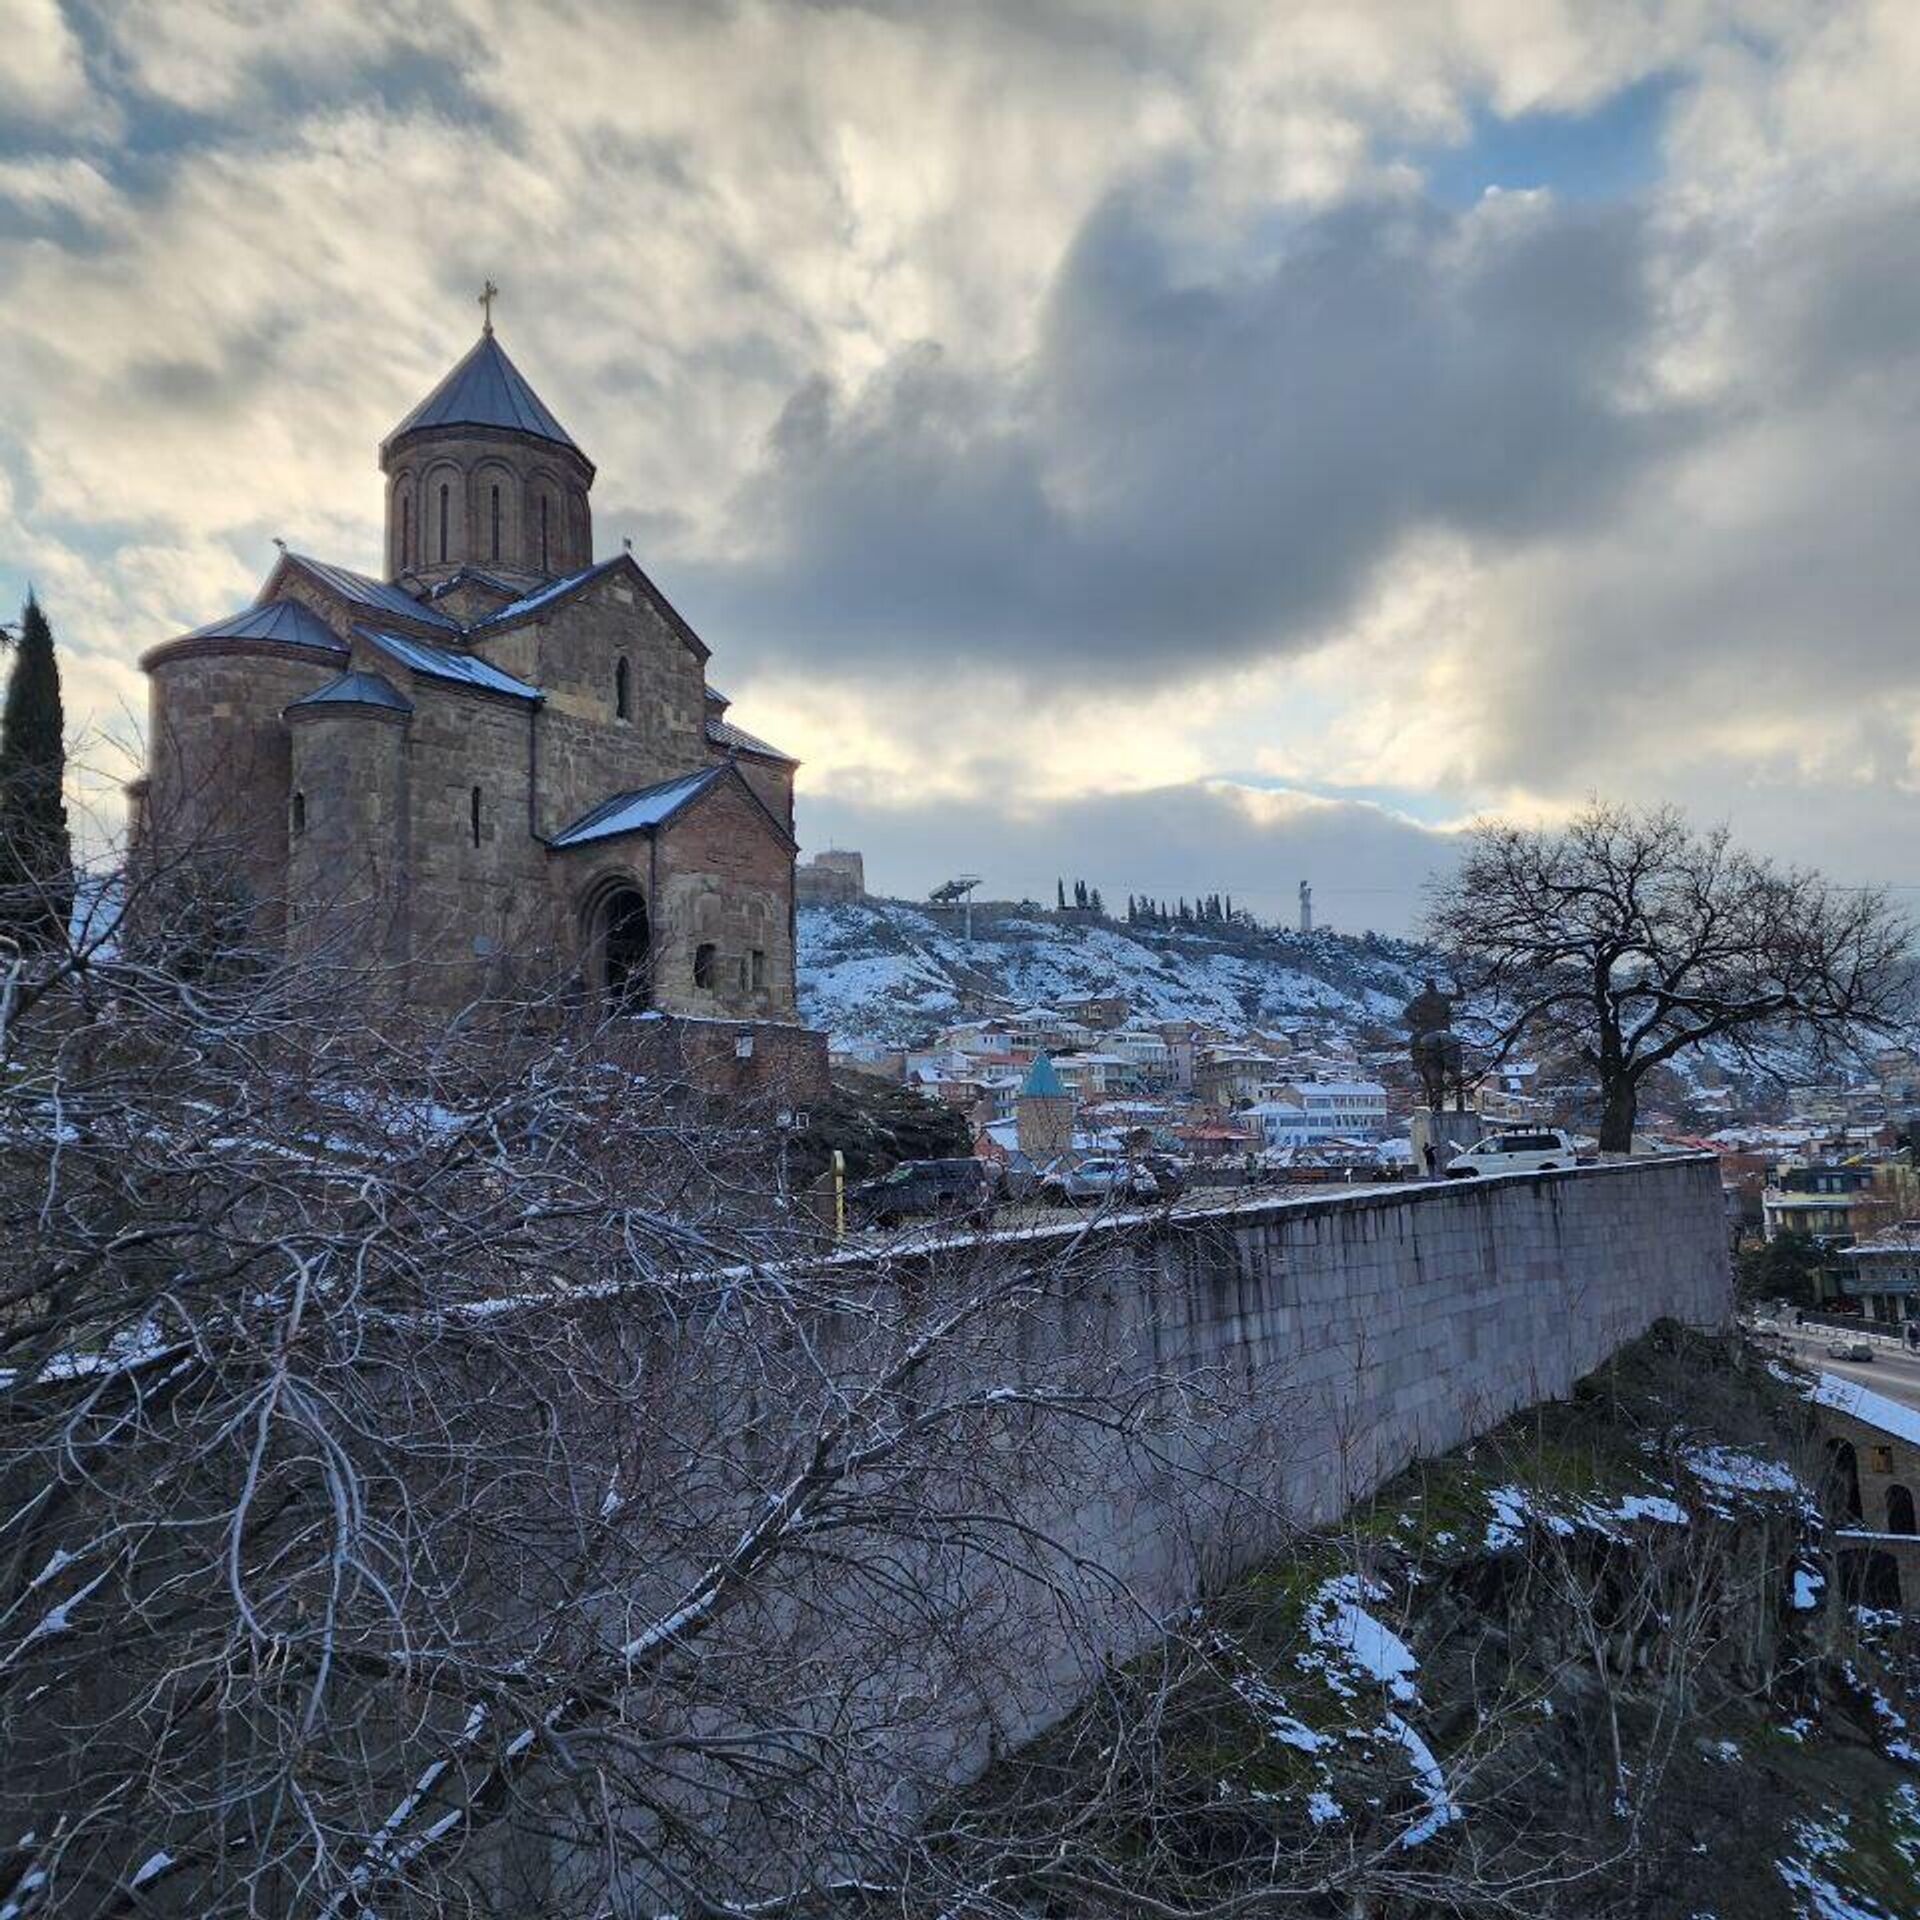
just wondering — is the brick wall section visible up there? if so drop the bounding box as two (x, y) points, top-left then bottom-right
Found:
(1816, 1400), (1920, 1607)
(604, 1012), (829, 1102)
(551, 773), (797, 1020)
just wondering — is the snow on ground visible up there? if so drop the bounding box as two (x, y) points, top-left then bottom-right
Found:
(1306, 1575), (1420, 1704)
(1382, 1712), (1462, 1849)
(1484, 1481), (1691, 1551)
(1777, 1814), (1898, 1919)
(1685, 1445), (1804, 1499)
(796, 898), (1428, 1050)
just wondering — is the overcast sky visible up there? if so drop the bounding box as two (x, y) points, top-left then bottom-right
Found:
(4, 1), (1919, 933)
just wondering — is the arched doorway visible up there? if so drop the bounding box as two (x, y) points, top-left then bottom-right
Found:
(1840, 1547), (1903, 1611)
(1888, 1484), (1916, 1535)
(1827, 1438), (1864, 1524)
(594, 885), (651, 1009)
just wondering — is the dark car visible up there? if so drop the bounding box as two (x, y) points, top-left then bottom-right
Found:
(849, 1157), (1001, 1229)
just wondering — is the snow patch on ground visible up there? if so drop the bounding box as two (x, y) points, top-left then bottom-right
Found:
(1305, 1575), (1420, 1704)
(1777, 1814), (1894, 1919)
(1485, 1481), (1690, 1551)
(1382, 1712), (1460, 1849)
(1685, 1444), (1804, 1501)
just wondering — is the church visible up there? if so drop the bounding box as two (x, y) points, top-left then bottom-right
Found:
(131, 295), (808, 1043)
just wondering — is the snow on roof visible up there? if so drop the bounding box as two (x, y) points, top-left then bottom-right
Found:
(548, 767), (724, 848)
(357, 627), (542, 700)
(707, 714), (797, 763)
(467, 557), (621, 629)
(286, 554), (462, 630)
(1806, 1370), (1920, 1449)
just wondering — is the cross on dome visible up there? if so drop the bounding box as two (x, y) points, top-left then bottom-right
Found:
(478, 278), (499, 335)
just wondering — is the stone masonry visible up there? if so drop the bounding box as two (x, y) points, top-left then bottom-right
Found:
(836, 1155), (1734, 1788)
(132, 317), (814, 1071)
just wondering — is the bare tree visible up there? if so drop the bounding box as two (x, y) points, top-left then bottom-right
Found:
(0, 810), (1294, 1918)
(1421, 801), (1913, 1152)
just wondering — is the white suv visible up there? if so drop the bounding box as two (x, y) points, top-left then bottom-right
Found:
(1445, 1127), (1579, 1177)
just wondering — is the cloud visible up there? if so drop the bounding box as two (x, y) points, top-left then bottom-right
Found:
(796, 776), (1452, 936)
(0, 0), (95, 128)
(690, 177), (1682, 688)
(4, 0), (1920, 924)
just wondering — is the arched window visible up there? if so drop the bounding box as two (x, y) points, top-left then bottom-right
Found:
(1889, 1484), (1916, 1535)
(694, 942), (717, 991)
(614, 657), (631, 721)
(490, 483), (501, 562)
(400, 496), (411, 569)
(438, 483), (450, 564)
(469, 786), (482, 848)
(291, 791), (307, 838)
(539, 494), (550, 572)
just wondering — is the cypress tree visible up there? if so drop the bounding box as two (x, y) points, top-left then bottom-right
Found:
(1056, 877), (1066, 909)
(0, 593), (73, 951)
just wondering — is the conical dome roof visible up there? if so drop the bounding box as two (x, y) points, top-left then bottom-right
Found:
(384, 332), (584, 459)
(1021, 1054), (1068, 1097)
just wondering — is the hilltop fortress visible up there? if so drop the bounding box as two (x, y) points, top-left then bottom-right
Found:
(130, 301), (805, 1047)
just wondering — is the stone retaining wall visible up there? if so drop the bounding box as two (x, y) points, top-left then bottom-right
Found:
(864, 1155), (1734, 1774)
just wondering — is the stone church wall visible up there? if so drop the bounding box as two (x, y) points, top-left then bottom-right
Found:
(652, 778), (797, 1020)
(488, 580), (710, 837)
(722, 752), (796, 835)
(398, 681), (552, 1008)
(286, 703), (411, 968)
(144, 644), (340, 928)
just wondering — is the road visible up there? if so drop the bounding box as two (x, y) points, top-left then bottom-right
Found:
(1764, 1321), (1920, 1416)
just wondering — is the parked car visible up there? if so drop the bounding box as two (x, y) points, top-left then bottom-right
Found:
(1041, 1156), (1176, 1206)
(1827, 1339), (1875, 1363)
(849, 1157), (1001, 1229)
(1444, 1127), (1579, 1178)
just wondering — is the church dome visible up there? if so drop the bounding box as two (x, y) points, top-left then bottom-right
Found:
(381, 332), (588, 466)
(380, 310), (594, 586)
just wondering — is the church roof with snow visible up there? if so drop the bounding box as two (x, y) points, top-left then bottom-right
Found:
(548, 767), (726, 848)
(357, 627), (543, 702)
(383, 332), (583, 459)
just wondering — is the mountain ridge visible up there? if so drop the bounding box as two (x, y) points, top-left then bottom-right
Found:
(796, 896), (1436, 1052)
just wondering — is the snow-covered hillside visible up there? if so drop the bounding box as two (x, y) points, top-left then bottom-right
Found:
(796, 898), (1435, 1050)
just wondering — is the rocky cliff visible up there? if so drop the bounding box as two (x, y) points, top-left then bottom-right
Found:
(915, 1325), (1920, 1919)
